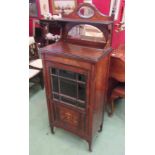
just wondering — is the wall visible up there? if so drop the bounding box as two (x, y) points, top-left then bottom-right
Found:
(77, 0), (84, 4)
(92, 0), (110, 14)
(111, 0), (125, 48)
(29, 0), (42, 36)
(92, 0), (125, 49)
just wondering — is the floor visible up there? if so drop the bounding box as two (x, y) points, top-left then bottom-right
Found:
(30, 84), (125, 155)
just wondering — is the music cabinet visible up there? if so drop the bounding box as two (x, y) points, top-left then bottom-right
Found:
(41, 3), (114, 151)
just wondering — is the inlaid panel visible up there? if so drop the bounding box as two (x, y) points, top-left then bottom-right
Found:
(59, 107), (79, 127)
(55, 105), (85, 132)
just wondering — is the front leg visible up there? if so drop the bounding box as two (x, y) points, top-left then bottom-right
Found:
(98, 123), (103, 132)
(50, 124), (55, 134)
(87, 140), (92, 152)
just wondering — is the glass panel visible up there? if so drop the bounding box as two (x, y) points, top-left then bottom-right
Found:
(78, 74), (86, 82)
(60, 96), (76, 106)
(52, 76), (58, 93)
(60, 96), (85, 108)
(78, 6), (94, 18)
(59, 69), (77, 80)
(68, 24), (106, 43)
(78, 84), (86, 101)
(53, 94), (59, 100)
(60, 78), (77, 98)
(50, 67), (87, 109)
(51, 68), (58, 75)
(77, 101), (86, 108)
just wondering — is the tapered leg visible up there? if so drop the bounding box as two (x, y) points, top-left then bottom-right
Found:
(88, 140), (92, 152)
(98, 123), (103, 132)
(50, 125), (55, 134)
(107, 100), (114, 117)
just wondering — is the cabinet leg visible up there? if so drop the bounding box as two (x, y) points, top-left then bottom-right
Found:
(106, 99), (114, 117)
(50, 125), (55, 134)
(98, 123), (103, 132)
(88, 141), (92, 152)
(108, 101), (114, 117)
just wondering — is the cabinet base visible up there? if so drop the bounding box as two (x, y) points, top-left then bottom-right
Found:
(50, 125), (93, 151)
(98, 123), (103, 132)
(50, 125), (55, 134)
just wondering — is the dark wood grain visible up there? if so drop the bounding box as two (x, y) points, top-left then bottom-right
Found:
(41, 3), (113, 152)
(41, 41), (112, 63)
(110, 44), (125, 82)
(106, 44), (125, 116)
(40, 17), (113, 25)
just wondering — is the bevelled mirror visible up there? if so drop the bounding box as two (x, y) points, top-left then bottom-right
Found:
(68, 24), (106, 43)
(78, 6), (94, 18)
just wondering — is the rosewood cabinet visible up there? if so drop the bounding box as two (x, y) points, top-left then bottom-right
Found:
(41, 3), (114, 151)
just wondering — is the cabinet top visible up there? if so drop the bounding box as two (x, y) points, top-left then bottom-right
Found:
(41, 41), (112, 63)
(40, 3), (113, 25)
(40, 18), (113, 25)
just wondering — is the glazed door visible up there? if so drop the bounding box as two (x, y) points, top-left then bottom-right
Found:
(50, 67), (87, 109)
(45, 61), (90, 134)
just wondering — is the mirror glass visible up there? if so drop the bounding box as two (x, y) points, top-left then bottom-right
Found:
(78, 6), (94, 18)
(68, 24), (106, 43)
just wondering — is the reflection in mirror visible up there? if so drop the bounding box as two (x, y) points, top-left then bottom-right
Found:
(78, 6), (94, 18)
(68, 24), (106, 43)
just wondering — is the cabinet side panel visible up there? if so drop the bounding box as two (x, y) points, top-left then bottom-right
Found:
(92, 55), (110, 135)
(41, 54), (56, 126)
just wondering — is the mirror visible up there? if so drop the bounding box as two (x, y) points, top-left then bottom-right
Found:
(78, 6), (94, 18)
(68, 24), (106, 43)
